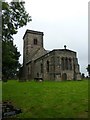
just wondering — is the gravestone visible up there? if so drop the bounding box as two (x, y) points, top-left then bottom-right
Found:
(2, 101), (22, 118)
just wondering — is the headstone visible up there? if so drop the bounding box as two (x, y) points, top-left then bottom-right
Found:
(2, 101), (22, 118)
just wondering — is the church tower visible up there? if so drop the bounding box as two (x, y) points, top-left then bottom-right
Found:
(23, 30), (44, 79)
(23, 29), (44, 64)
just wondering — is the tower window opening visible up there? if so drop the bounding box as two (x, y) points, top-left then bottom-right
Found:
(34, 38), (37, 45)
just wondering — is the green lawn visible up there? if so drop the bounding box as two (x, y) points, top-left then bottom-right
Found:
(2, 80), (88, 118)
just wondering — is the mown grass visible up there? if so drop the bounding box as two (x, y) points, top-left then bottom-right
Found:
(2, 80), (88, 118)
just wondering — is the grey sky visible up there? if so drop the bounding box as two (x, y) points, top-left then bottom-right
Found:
(11, 0), (88, 75)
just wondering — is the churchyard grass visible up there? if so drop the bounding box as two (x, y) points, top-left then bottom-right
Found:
(2, 80), (88, 118)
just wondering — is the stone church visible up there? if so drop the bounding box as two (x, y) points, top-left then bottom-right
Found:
(22, 29), (81, 81)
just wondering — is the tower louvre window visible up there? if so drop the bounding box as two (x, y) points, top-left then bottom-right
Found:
(34, 38), (37, 45)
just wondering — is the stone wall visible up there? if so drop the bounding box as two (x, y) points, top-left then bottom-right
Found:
(23, 30), (81, 81)
(23, 30), (45, 80)
(23, 30), (44, 64)
(33, 49), (81, 81)
(34, 51), (55, 81)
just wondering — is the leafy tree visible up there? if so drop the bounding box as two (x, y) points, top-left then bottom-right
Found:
(86, 64), (90, 77)
(2, 1), (31, 41)
(2, 40), (21, 80)
(2, 1), (31, 80)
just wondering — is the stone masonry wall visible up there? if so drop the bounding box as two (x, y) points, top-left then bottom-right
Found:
(33, 49), (81, 81)
(23, 30), (81, 81)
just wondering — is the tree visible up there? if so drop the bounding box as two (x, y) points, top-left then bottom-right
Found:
(2, 1), (31, 80)
(86, 64), (90, 77)
(2, 40), (21, 80)
(2, 1), (31, 41)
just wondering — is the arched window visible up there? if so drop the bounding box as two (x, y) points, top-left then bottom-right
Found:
(47, 61), (49, 72)
(65, 58), (68, 70)
(41, 63), (43, 73)
(69, 58), (72, 70)
(34, 38), (37, 45)
(61, 58), (64, 70)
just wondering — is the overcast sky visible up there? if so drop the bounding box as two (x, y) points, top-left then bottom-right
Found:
(7, 0), (88, 75)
